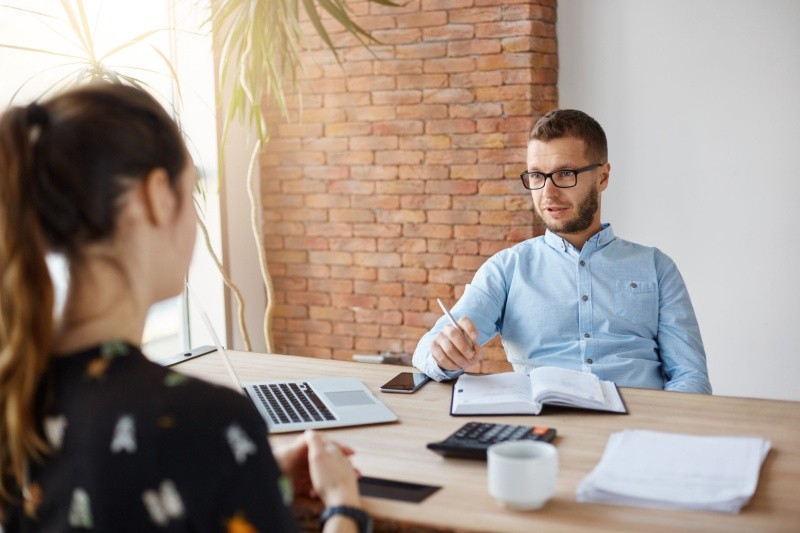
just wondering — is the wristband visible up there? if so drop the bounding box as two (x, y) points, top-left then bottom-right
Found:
(320, 505), (373, 533)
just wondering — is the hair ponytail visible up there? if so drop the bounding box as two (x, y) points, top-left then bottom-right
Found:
(0, 104), (55, 512)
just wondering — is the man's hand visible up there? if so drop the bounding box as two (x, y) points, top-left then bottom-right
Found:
(430, 316), (480, 371)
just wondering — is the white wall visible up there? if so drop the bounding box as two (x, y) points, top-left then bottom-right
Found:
(558, 0), (800, 400)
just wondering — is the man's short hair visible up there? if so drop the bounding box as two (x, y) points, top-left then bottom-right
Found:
(529, 109), (608, 163)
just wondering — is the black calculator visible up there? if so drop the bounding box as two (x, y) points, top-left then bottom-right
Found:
(426, 422), (557, 460)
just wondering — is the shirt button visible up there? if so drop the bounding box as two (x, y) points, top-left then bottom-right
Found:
(579, 260), (586, 266)
(630, 282), (638, 289)
(584, 333), (590, 338)
(587, 359), (593, 364)
(581, 295), (589, 302)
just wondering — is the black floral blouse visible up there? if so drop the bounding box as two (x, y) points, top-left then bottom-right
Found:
(2, 341), (297, 532)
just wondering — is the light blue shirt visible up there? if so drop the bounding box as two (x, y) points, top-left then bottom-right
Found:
(412, 225), (711, 394)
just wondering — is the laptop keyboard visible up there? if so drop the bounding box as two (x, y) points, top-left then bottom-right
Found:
(253, 382), (336, 425)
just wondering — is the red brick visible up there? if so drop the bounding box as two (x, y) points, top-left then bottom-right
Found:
(422, 0), (472, 9)
(305, 222), (353, 237)
(396, 104), (448, 120)
(453, 255), (489, 271)
(376, 238), (427, 254)
(353, 195), (400, 210)
(374, 59), (424, 75)
(372, 90), (422, 105)
(479, 179), (524, 195)
(352, 223), (402, 238)
(423, 24), (474, 41)
(375, 150), (424, 165)
(273, 304), (308, 318)
(395, 42), (447, 59)
(285, 264), (331, 279)
(427, 209), (479, 225)
(449, 71), (503, 88)
(346, 75), (396, 92)
(425, 179), (478, 195)
(283, 235), (329, 250)
(378, 267), (428, 282)
(354, 308), (404, 324)
(310, 306), (354, 322)
(428, 269), (475, 285)
(427, 239), (479, 255)
(374, 209), (426, 224)
(396, 73), (448, 89)
(308, 333), (354, 349)
(376, 180), (423, 194)
(480, 240), (516, 255)
(277, 207), (327, 222)
(401, 253), (452, 268)
(327, 151), (374, 166)
(402, 282), (453, 298)
(287, 319), (332, 334)
(370, 28), (422, 45)
(303, 166), (349, 180)
(423, 57), (475, 73)
(303, 137), (348, 152)
(351, 165), (399, 180)
(377, 297), (428, 313)
(345, 106), (397, 122)
(397, 11), (447, 28)
(325, 122), (373, 137)
(331, 265), (378, 281)
(449, 7), (502, 24)
(399, 165), (449, 180)
(477, 148), (526, 165)
(330, 208), (375, 223)
(426, 119), (476, 134)
(450, 164), (504, 180)
(400, 135), (450, 151)
(423, 88), (474, 104)
(278, 124), (322, 137)
(335, 293), (380, 308)
(333, 322), (381, 337)
(402, 223), (453, 239)
(399, 194), (451, 210)
(450, 103), (503, 118)
(452, 195), (504, 212)
(308, 250), (353, 265)
(286, 291), (332, 306)
(324, 92), (372, 108)
(328, 181), (375, 195)
(308, 278), (354, 293)
(373, 120), (424, 136)
(425, 149), (477, 165)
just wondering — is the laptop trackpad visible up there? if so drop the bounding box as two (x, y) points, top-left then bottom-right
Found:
(324, 390), (375, 407)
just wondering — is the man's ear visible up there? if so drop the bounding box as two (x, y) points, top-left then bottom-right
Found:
(598, 162), (611, 192)
(142, 168), (176, 227)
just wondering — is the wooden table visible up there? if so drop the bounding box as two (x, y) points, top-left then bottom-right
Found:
(176, 351), (800, 532)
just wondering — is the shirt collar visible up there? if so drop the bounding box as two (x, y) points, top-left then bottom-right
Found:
(544, 223), (615, 255)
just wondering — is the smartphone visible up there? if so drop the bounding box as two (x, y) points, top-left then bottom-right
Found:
(379, 372), (431, 394)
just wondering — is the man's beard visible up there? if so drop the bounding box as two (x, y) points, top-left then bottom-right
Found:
(536, 183), (599, 234)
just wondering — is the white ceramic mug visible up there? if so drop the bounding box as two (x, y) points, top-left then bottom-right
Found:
(487, 440), (558, 510)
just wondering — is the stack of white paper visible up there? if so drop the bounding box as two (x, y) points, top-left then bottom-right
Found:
(576, 430), (771, 513)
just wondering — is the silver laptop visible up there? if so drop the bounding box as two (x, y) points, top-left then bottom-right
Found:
(189, 288), (398, 434)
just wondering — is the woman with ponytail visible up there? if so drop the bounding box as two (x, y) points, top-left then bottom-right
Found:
(0, 84), (366, 532)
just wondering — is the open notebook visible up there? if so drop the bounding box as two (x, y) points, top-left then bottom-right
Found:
(189, 288), (398, 434)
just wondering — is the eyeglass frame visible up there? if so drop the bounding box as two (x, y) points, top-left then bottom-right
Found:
(519, 163), (603, 190)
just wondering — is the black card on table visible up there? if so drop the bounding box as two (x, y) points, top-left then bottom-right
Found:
(358, 476), (441, 503)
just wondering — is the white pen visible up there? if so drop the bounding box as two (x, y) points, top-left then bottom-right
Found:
(436, 298), (476, 351)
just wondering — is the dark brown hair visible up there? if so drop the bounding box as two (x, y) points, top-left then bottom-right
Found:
(529, 109), (608, 164)
(0, 83), (187, 511)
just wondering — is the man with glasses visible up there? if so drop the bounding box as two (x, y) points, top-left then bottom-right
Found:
(412, 109), (711, 393)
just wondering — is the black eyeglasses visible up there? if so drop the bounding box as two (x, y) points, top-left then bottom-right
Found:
(519, 163), (602, 190)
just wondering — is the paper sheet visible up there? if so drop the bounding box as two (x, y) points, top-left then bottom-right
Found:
(576, 430), (771, 513)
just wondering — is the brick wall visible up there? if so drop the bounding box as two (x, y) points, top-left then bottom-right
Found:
(261, 0), (557, 373)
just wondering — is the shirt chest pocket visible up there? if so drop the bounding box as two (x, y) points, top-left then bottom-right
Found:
(613, 280), (657, 325)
